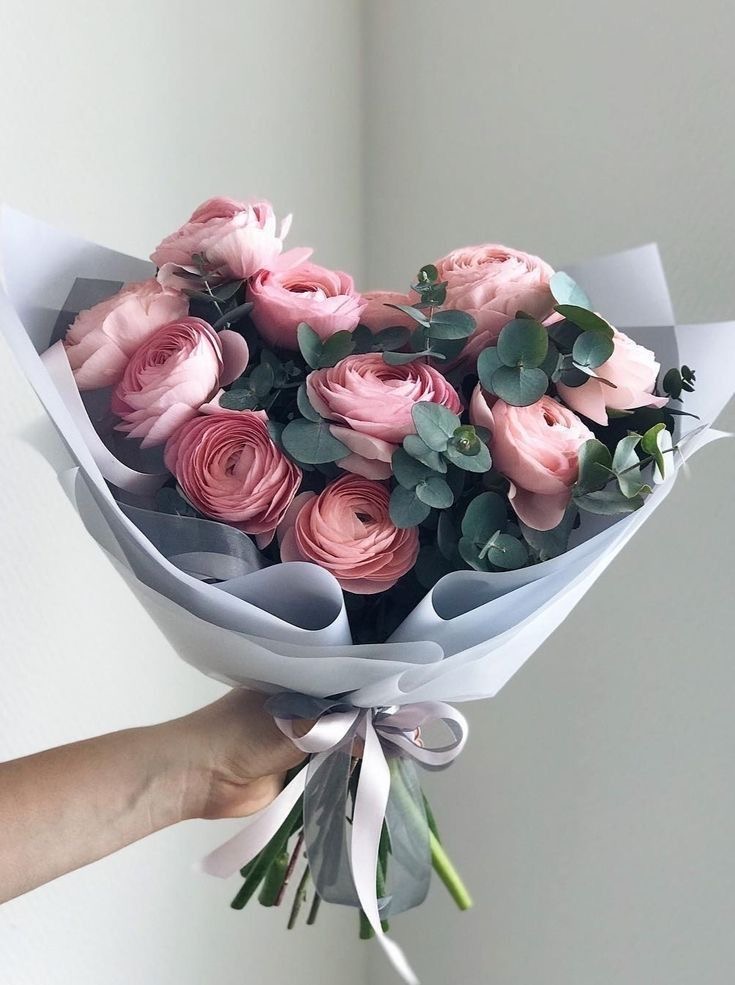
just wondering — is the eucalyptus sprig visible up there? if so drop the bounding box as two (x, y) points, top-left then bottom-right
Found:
(389, 403), (491, 528)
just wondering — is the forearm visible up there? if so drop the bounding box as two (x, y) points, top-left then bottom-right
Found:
(0, 720), (195, 903)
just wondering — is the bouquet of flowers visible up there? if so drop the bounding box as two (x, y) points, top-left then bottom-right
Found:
(1, 199), (732, 983)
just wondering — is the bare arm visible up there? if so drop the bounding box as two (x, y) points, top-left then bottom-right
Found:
(0, 689), (306, 904)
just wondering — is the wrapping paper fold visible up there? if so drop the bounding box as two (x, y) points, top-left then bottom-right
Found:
(2, 207), (733, 707)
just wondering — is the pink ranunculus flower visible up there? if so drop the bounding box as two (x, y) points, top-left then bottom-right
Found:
(151, 197), (293, 281)
(63, 279), (189, 390)
(279, 474), (419, 594)
(359, 290), (419, 333)
(556, 326), (669, 425)
(470, 387), (594, 531)
(307, 353), (462, 479)
(163, 408), (302, 540)
(110, 317), (249, 448)
(435, 244), (555, 371)
(249, 262), (367, 349)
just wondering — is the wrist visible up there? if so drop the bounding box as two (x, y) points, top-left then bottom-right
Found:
(142, 720), (212, 826)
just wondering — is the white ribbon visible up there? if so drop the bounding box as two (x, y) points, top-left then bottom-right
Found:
(202, 700), (468, 985)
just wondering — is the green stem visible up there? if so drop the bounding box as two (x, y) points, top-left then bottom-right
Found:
(306, 892), (322, 926)
(430, 830), (472, 910)
(388, 759), (472, 912)
(230, 797), (303, 911)
(287, 865), (311, 929)
(258, 850), (290, 907)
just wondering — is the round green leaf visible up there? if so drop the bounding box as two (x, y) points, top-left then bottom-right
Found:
(491, 365), (548, 406)
(281, 419), (349, 464)
(477, 346), (502, 392)
(296, 383), (321, 422)
(392, 447), (435, 489)
(461, 491), (507, 543)
(554, 305), (614, 337)
(403, 434), (447, 472)
(297, 322), (323, 369)
(572, 331), (614, 369)
(318, 330), (355, 368)
(389, 485), (432, 528)
(415, 475), (454, 509)
(412, 402), (461, 451)
(550, 271), (591, 308)
(497, 318), (548, 368)
(428, 309), (476, 340)
(443, 439), (491, 473)
(219, 388), (259, 411)
(481, 532), (529, 570)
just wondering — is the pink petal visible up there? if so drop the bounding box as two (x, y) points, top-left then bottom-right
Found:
(218, 330), (250, 386)
(338, 453), (394, 480)
(557, 379), (609, 425)
(508, 482), (571, 531)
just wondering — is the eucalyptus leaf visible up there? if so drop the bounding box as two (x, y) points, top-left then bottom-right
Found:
(461, 491), (508, 543)
(389, 484), (432, 528)
(318, 330), (355, 368)
(641, 422), (669, 480)
(415, 475), (454, 509)
(403, 434), (448, 472)
(496, 318), (548, 368)
(212, 301), (254, 330)
(572, 330), (614, 369)
(218, 388), (259, 411)
(480, 532), (529, 570)
(574, 488), (645, 515)
(296, 383), (321, 422)
(297, 323), (323, 369)
(576, 439), (613, 493)
(491, 365), (548, 406)
(547, 319), (583, 353)
(249, 362), (275, 397)
(386, 303), (430, 327)
(374, 326), (412, 351)
(520, 506), (579, 561)
(383, 349), (437, 366)
(392, 447), (435, 489)
(550, 271), (591, 308)
(281, 418), (349, 464)
(412, 402), (461, 451)
(428, 309), (476, 340)
(477, 346), (503, 392)
(555, 305), (614, 337)
(444, 439), (492, 473)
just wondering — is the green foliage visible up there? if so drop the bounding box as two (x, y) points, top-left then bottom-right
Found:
(572, 330), (614, 370)
(281, 418), (349, 465)
(457, 492), (527, 571)
(476, 315), (553, 407)
(662, 364), (696, 401)
(389, 484), (432, 528)
(576, 439), (613, 493)
(297, 323), (355, 369)
(549, 271), (591, 308)
(412, 403), (461, 451)
(520, 506), (579, 562)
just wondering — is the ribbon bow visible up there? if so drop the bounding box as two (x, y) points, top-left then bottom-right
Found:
(202, 696), (468, 985)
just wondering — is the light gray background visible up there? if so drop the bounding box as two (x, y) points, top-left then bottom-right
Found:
(1, 2), (734, 984)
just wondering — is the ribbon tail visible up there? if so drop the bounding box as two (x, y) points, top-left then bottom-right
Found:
(200, 766), (308, 878)
(352, 718), (420, 985)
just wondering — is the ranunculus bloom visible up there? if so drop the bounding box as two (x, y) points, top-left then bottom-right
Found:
(359, 290), (419, 333)
(249, 261), (367, 349)
(110, 318), (249, 447)
(279, 475), (419, 594)
(435, 244), (555, 370)
(151, 197), (293, 281)
(471, 387), (594, 531)
(64, 279), (188, 390)
(163, 408), (302, 540)
(307, 353), (462, 479)
(556, 326), (669, 425)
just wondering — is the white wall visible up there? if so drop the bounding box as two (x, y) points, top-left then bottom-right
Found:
(3, 3), (735, 984)
(363, 3), (735, 984)
(0, 2), (364, 984)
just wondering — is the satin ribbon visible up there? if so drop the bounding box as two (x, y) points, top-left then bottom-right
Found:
(202, 696), (468, 985)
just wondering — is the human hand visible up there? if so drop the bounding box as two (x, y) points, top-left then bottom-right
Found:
(165, 688), (309, 822)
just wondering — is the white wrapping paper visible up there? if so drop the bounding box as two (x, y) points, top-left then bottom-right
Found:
(2, 207), (733, 707)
